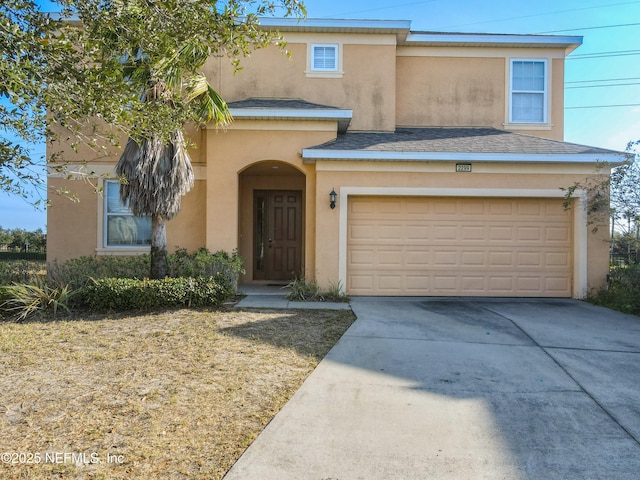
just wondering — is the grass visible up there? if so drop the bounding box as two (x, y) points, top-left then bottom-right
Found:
(0, 307), (355, 479)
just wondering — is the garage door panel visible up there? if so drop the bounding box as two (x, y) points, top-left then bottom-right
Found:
(432, 275), (458, 292)
(546, 226), (571, 242)
(545, 252), (571, 268)
(406, 275), (430, 291)
(461, 226), (486, 240)
(489, 252), (514, 267)
(461, 250), (485, 265)
(347, 197), (573, 297)
(546, 277), (571, 292)
(350, 248), (376, 266)
(431, 199), (458, 215)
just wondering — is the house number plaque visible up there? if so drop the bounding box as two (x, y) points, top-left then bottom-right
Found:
(456, 163), (472, 172)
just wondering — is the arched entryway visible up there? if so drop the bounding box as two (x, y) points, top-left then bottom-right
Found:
(238, 161), (306, 284)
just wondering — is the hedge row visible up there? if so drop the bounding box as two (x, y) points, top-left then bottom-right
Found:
(82, 275), (234, 311)
(48, 248), (244, 290)
(1, 249), (244, 319)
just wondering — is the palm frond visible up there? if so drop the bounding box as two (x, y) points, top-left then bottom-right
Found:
(115, 131), (194, 220)
(157, 40), (211, 92)
(185, 74), (232, 126)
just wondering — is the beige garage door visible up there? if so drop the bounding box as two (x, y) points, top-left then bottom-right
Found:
(347, 196), (573, 297)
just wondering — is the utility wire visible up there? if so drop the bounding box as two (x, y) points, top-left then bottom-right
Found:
(431, 1), (640, 30)
(537, 22), (640, 33)
(566, 104), (640, 109)
(566, 82), (640, 89)
(571, 49), (640, 57)
(568, 50), (640, 60)
(566, 77), (640, 84)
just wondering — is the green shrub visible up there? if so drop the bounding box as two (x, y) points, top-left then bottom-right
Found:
(284, 278), (349, 302)
(48, 255), (150, 290)
(168, 248), (244, 287)
(285, 277), (323, 301)
(48, 248), (244, 291)
(0, 260), (47, 286)
(81, 275), (234, 311)
(0, 282), (74, 322)
(588, 265), (640, 315)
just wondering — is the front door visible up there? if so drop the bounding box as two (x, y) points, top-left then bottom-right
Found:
(254, 190), (302, 282)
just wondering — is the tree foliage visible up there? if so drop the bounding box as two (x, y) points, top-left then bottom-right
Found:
(0, 226), (46, 252)
(3, 0), (306, 278)
(563, 140), (640, 263)
(611, 141), (640, 231)
(1, 0), (306, 202)
(1, 1), (75, 202)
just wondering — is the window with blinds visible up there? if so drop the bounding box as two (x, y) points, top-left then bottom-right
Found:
(311, 44), (338, 71)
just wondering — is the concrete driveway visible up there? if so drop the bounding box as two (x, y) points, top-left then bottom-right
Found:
(224, 298), (640, 480)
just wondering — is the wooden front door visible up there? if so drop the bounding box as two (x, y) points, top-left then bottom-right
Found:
(254, 190), (303, 281)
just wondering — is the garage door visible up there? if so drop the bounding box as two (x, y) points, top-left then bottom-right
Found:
(347, 196), (573, 297)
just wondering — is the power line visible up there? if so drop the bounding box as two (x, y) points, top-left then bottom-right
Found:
(431, 1), (640, 30)
(537, 22), (640, 33)
(568, 50), (640, 60)
(565, 104), (640, 109)
(566, 77), (640, 84)
(566, 82), (640, 89)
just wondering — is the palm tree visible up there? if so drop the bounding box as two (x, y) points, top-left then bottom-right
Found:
(115, 47), (232, 279)
(53, 0), (304, 278)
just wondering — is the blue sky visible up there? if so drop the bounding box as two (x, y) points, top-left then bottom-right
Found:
(1, 0), (639, 231)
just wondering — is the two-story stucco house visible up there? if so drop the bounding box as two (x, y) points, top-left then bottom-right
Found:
(47, 18), (624, 298)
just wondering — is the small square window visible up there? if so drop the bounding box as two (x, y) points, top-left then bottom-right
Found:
(311, 44), (338, 71)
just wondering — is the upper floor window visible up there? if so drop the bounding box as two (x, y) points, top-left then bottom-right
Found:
(104, 180), (152, 247)
(311, 44), (339, 71)
(510, 59), (547, 123)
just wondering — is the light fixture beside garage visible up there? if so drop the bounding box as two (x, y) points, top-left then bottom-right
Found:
(330, 188), (337, 209)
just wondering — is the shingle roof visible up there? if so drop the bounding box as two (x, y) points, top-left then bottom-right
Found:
(306, 127), (617, 156)
(228, 98), (342, 110)
(227, 98), (352, 133)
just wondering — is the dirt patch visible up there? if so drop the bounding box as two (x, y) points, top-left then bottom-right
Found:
(0, 307), (355, 479)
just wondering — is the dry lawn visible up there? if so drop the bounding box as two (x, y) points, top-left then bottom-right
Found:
(0, 307), (355, 479)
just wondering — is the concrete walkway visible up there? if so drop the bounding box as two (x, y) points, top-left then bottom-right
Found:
(224, 297), (640, 480)
(234, 284), (351, 310)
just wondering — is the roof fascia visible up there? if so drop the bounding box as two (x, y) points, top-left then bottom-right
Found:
(225, 107), (353, 133)
(257, 17), (412, 31)
(404, 32), (583, 53)
(301, 149), (623, 164)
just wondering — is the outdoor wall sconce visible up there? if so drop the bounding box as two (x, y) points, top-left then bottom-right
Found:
(329, 188), (337, 209)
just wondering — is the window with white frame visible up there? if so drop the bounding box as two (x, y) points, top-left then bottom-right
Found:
(311, 44), (338, 71)
(510, 59), (547, 123)
(104, 180), (152, 247)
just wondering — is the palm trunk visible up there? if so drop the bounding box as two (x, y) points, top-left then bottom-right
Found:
(150, 214), (168, 279)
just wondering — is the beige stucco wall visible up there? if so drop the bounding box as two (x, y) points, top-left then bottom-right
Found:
(204, 121), (336, 281)
(203, 37), (397, 131)
(47, 178), (100, 263)
(396, 50), (566, 140)
(396, 56), (505, 128)
(46, 178), (207, 264)
(166, 180), (207, 253)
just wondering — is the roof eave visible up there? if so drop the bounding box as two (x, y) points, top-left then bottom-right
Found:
(256, 17), (412, 33)
(403, 32), (583, 52)
(301, 150), (623, 164)
(224, 108), (353, 133)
